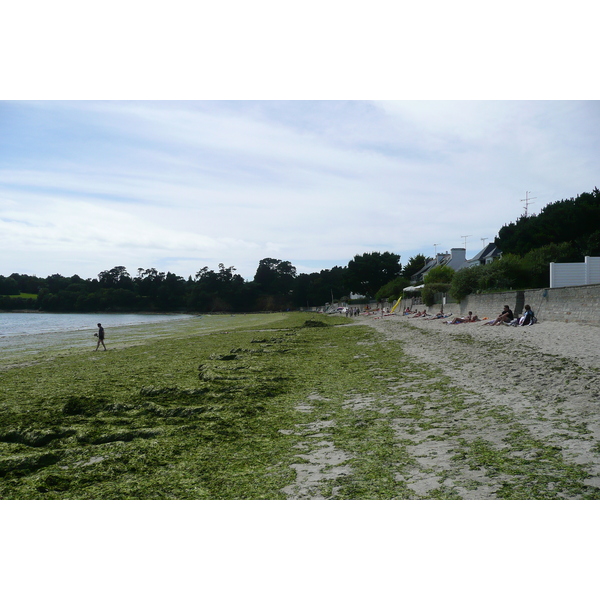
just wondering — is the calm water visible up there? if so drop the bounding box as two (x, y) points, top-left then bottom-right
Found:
(0, 312), (192, 338)
(0, 312), (196, 362)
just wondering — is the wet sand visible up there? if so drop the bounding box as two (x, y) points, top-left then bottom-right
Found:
(0, 314), (276, 370)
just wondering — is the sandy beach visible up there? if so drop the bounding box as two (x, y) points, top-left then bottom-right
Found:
(356, 314), (600, 497)
(372, 312), (600, 369)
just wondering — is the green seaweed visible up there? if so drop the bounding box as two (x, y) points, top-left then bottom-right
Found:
(1, 311), (599, 499)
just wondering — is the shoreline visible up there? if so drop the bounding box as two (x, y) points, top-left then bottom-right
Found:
(0, 309), (197, 315)
(0, 313), (293, 370)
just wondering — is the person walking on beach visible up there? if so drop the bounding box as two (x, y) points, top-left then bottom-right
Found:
(95, 323), (106, 351)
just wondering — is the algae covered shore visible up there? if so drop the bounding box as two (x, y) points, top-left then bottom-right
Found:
(1, 312), (600, 500)
(1, 312), (374, 499)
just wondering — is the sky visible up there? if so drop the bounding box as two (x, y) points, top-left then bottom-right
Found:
(1, 100), (598, 282)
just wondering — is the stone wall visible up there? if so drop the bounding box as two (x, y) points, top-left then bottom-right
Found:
(404, 283), (600, 324)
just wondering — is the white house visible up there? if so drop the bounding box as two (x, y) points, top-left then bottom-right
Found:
(410, 248), (471, 284)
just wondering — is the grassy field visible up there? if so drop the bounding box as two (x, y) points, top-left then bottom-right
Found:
(7, 293), (38, 299)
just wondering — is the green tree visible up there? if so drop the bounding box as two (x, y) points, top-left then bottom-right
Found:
(190, 264), (247, 312)
(253, 258), (297, 296)
(375, 276), (410, 302)
(422, 265), (453, 307)
(449, 266), (481, 301)
(135, 268), (166, 305)
(583, 230), (600, 256)
(156, 272), (186, 310)
(521, 242), (580, 289)
(402, 254), (428, 279)
(421, 285), (436, 307)
(483, 255), (528, 290)
(423, 265), (454, 284)
(292, 267), (349, 307)
(345, 252), (401, 298)
(45, 273), (71, 294)
(98, 266), (133, 289)
(450, 255), (528, 297)
(496, 188), (600, 256)
(9, 273), (44, 294)
(0, 275), (20, 295)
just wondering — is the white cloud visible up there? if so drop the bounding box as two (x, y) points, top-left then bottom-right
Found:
(1, 101), (598, 280)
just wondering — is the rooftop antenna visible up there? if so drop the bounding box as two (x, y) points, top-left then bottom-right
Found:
(521, 191), (536, 217)
(433, 243), (440, 255)
(461, 235), (472, 250)
(481, 237), (488, 248)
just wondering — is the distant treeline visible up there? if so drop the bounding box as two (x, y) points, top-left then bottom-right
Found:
(0, 253), (415, 313)
(2, 188), (598, 312)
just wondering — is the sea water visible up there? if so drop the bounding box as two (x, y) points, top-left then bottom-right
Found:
(0, 312), (196, 362)
(0, 312), (192, 338)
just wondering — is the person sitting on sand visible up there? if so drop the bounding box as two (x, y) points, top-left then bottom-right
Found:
(519, 304), (536, 326)
(484, 305), (514, 326)
(411, 310), (428, 318)
(445, 311), (479, 324)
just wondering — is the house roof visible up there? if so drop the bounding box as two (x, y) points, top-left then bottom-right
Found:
(411, 256), (446, 281)
(444, 247), (468, 271)
(469, 242), (502, 264)
(411, 246), (496, 283)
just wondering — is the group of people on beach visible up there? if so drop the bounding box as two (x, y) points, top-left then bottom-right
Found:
(404, 308), (431, 318)
(403, 308), (453, 320)
(483, 304), (536, 326)
(402, 304), (536, 326)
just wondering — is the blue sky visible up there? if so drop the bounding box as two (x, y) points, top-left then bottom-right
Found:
(1, 100), (598, 281)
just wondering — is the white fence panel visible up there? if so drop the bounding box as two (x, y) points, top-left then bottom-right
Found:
(550, 257), (600, 288)
(589, 257), (600, 283)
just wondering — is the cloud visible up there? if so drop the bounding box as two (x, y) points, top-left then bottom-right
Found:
(1, 101), (598, 280)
